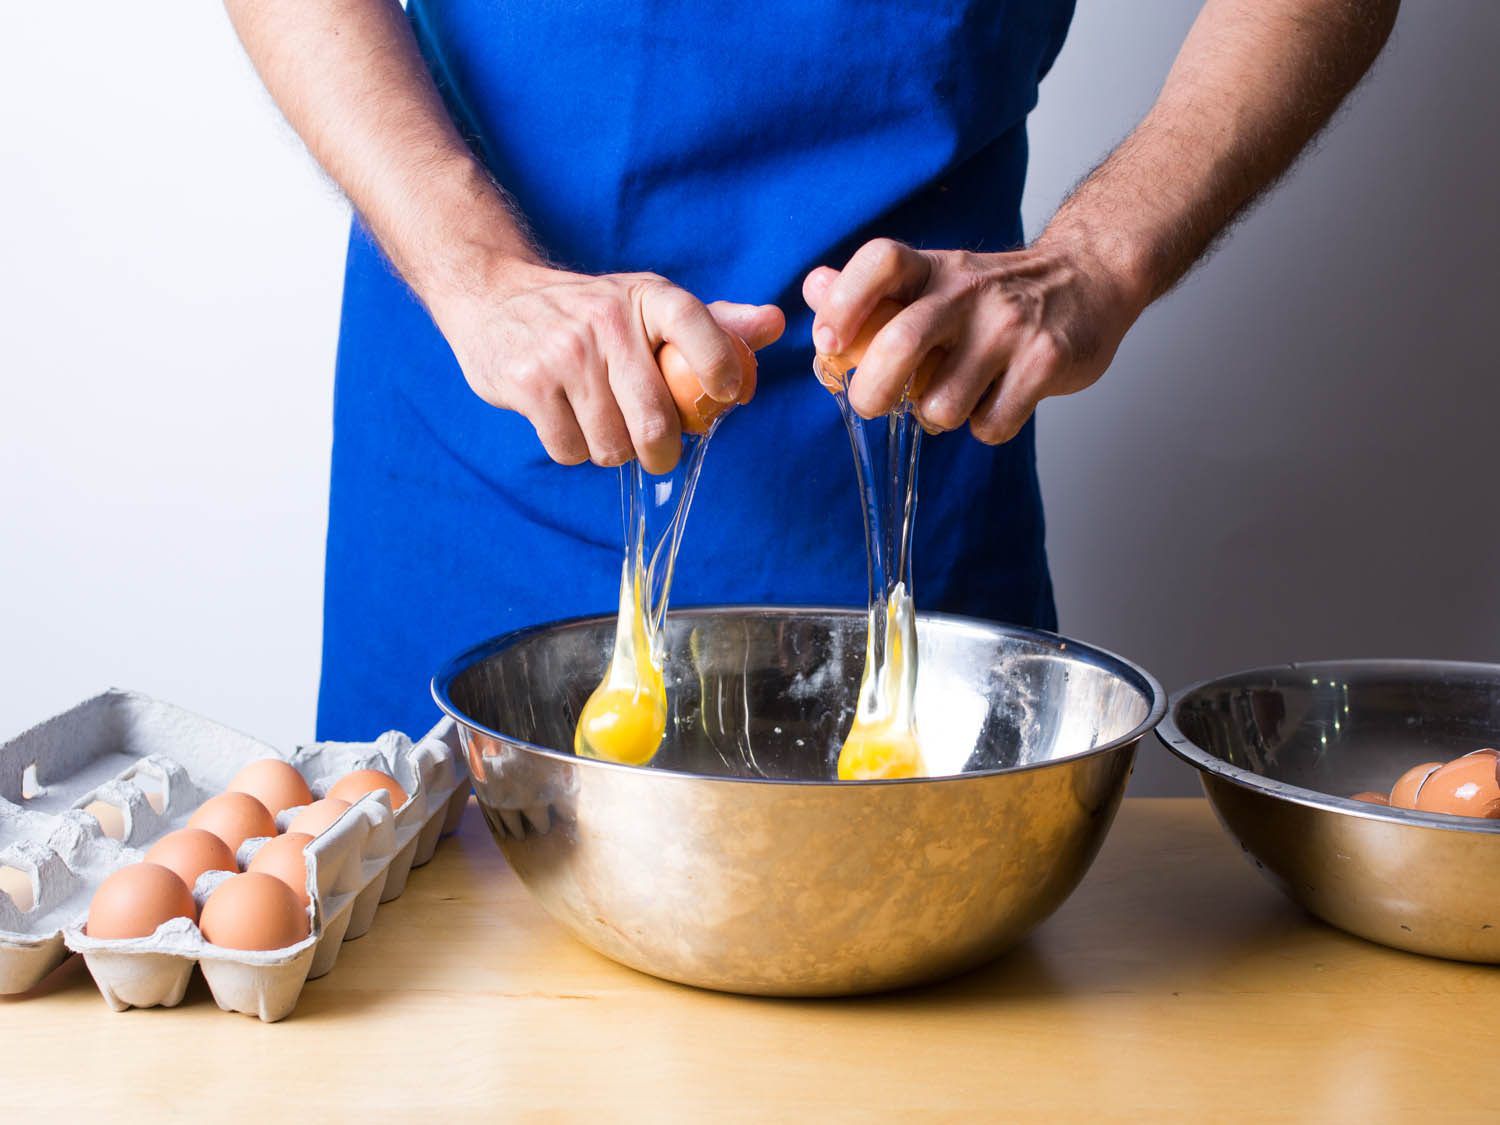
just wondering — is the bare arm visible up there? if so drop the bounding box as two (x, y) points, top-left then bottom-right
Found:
(806, 0), (1400, 442)
(225, 0), (782, 471)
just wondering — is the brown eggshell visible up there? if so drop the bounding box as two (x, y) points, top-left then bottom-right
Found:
(327, 769), (408, 812)
(86, 863), (197, 940)
(1388, 761), (1443, 809)
(226, 759), (314, 817)
(144, 828), (238, 889)
(285, 797), (351, 838)
(1415, 754), (1500, 818)
(247, 832), (315, 908)
(657, 333), (758, 435)
(813, 298), (942, 398)
(1350, 791), (1390, 806)
(187, 792), (278, 854)
(199, 872), (309, 951)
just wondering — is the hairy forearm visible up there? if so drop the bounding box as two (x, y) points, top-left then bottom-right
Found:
(224, 0), (544, 304)
(1045, 0), (1399, 307)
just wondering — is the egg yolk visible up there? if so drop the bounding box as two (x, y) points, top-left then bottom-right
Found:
(575, 684), (667, 766)
(837, 584), (925, 781)
(838, 726), (924, 780)
(575, 561), (669, 766)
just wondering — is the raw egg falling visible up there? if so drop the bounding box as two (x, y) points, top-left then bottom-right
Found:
(815, 299), (940, 781)
(572, 331), (760, 767)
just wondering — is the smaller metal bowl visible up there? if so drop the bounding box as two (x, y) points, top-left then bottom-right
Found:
(1158, 659), (1500, 962)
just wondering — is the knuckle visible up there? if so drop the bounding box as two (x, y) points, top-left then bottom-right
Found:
(951, 249), (985, 275)
(879, 319), (924, 359)
(505, 357), (546, 395)
(866, 237), (904, 275)
(545, 329), (590, 371)
(635, 411), (676, 448)
(659, 286), (702, 324)
(826, 285), (858, 315)
(1034, 329), (1071, 370)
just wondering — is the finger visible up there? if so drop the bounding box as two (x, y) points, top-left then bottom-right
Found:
(609, 337), (683, 474)
(706, 300), (786, 352)
(911, 324), (1018, 434)
(813, 239), (930, 356)
(801, 266), (839, 314)
(563, 370), (635, 468)
(640, 284), (743, 403)
(846, 297), (953, 419)
(969, 339), (1051, 445)
(527, 387), (591, 466)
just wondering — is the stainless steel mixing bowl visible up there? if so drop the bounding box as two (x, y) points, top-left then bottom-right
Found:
(432, 607), (1162, 996)
(1159, 659), (1500, 962)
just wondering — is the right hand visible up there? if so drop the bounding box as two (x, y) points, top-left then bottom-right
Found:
(431, 263), (784, 474)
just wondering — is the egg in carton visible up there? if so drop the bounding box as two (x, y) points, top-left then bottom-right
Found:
(0, 690), (469, 1020)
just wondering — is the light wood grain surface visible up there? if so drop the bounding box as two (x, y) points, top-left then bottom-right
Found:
(3, 798), (1495, 1120)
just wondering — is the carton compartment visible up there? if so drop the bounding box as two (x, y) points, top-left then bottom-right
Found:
(0, 690), (468, 1020)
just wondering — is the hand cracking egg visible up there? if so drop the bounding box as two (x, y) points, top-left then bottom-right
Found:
(574, 334), (764, 768)
(814, 298), (941, 399)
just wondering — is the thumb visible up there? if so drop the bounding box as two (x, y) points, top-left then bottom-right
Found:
(706, 301), (786, 352)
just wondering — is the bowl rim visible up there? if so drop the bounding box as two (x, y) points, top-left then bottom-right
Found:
(1157, 657), (1500, 835)
(431, 604), (1166, 787)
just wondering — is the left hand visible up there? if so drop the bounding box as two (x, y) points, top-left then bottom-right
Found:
(803, 234), (1148, 443)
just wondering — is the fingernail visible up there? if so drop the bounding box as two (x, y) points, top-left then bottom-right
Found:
(814, 325), (838, 354)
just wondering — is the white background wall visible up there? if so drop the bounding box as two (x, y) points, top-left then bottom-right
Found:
(2, 4), (1494, 793)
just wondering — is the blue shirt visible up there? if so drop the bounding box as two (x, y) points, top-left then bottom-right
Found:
(318, 0), (1074, 741)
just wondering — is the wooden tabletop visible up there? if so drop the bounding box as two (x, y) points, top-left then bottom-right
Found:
(4, 797), (1495, 1120)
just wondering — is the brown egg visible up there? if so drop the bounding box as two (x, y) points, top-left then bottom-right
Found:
(86, 862), (197, 940)
(1350, 791), (1390, 806)
(1415, 752), (1500, 818)
(187, 792), (278, 854)
(144, 828), (238, 889)
(813, 298), (942, 398)
(247, 832), (315, 908)
(1389, 761), (1443, 809)
(199, 872), (309, 951)
(657, 334), (758, 436)
(286, 797), (352, 838)
(226, 759), (314, 817)
(327, 769), (408, 812)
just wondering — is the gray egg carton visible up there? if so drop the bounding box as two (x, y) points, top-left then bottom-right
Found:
(0, 690), (469, 1020)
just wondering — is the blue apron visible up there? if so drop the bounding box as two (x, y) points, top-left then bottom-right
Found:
(318, 0), (1075, 740)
